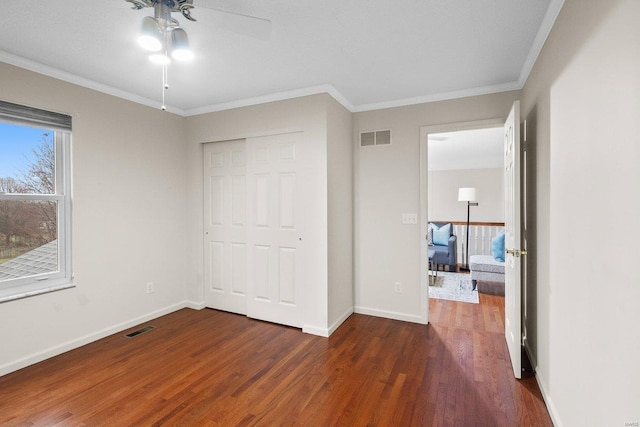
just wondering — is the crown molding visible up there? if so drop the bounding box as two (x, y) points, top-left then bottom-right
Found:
(351, 82), (522, 113)
(183, 83), (355, 116)
(0, 51), (186, 116)
(517, 0), (566, 87)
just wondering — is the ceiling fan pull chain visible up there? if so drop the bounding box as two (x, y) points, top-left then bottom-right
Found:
(161, 30), (169, 111)
(161, 61), (168, 111)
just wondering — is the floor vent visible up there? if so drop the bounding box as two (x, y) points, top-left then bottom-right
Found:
(124, 325), (155, 338)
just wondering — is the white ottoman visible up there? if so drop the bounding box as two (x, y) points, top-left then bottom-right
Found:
(469, 255), (505, 295)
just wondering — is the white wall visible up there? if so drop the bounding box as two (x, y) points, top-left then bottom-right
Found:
(0, 62), (189, 375)
(353, 91), (519, 323)
(428, 168), (504, 223)
(522, 0), (640, 424)
(326, 96), (354, 332)
(185, 94), (331, 334)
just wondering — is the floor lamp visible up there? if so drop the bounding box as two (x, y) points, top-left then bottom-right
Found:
(458, 187), (478, 270)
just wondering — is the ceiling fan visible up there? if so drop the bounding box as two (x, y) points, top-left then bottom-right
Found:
(124, 0), (271, 110)
(125, 0), (272, 40)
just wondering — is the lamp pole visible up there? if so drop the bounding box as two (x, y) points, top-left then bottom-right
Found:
(458, 187), (478, 271)
(462, 201), (478, 270)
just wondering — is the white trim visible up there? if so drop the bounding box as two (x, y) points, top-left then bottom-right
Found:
(184, 300), (206, 310)
(0, 282), (74, 303)
(354, 306), (425, 324)
(302, 308), (354, 338)
(302, 324), (329, 337)
(353, 82), (521, 113)
(328, 307), (354, 336)
(0, 301), (195, 377)
(420, 118), (506, 325)
(517, 0), (566, 87)
(535, 370), (563, 427)
(0, 51), (186, 116)
(184, 84), (355, 116)
(419, 136), (429, 325)
(522, 340), (563, 426)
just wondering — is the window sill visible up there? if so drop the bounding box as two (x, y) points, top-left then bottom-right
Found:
(0, 282), (75, 303)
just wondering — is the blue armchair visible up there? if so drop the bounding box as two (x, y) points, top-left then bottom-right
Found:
(428, 222), (457, 271)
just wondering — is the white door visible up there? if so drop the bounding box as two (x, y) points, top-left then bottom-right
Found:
(504, 101), (523, 379)
(203, 139), (248, 314)
(245, 133), (304, 328)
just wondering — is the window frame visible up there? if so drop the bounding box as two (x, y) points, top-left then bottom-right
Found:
(0, 102), (73, 302)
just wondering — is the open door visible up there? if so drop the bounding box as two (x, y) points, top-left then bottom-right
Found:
(504, 101), (524, 379)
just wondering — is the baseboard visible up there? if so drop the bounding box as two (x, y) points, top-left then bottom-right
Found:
(534, 370), (562, 427)
(354, 306), (424, 324)
(0, 301), (193, 377)
(328, 307), (354, 336)
(302, 324), (329, 337)
(523, 340), (561, 426)
(184, 300), (205, 310)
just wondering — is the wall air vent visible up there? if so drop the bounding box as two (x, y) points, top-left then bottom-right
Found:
(360, 129), (391, 147)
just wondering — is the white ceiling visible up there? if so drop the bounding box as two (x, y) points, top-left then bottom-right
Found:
(428, 127), (503, 171)
(0, 0), (562, 116)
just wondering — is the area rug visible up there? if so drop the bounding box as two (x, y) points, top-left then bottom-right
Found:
(428, 271), (479, 304)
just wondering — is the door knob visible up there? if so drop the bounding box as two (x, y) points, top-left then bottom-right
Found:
(506, 249), (527, 257)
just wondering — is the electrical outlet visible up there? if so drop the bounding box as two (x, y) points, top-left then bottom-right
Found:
(394, 282), (402, 294)
(146, 282), (154, 294)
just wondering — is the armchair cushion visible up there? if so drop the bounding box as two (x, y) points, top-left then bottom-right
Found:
(432, 223), (451, 246)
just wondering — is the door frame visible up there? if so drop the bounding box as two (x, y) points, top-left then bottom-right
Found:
(419, 118), (506, 324)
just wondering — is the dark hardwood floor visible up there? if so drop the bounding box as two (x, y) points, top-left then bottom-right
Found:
(0, 294), (552, 426)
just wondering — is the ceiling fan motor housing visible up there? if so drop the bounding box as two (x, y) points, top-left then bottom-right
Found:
(125, 0), (196, 22)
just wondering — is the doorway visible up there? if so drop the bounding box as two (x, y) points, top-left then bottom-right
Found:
(419, 118), (505, 320)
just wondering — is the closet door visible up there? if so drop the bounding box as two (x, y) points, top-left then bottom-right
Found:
(203, 139), (248, 314)
(245, 133), (304, 328)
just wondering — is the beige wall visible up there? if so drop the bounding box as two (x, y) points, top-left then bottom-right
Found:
(353, 91), (519, 322)
(326, 96), (354, 330)
(522, 0), (640, 424)
(428, 168), (504, 223)
(0, 62), (189, 375)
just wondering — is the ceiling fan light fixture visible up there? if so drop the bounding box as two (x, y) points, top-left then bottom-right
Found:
(138, 16), (163, 52)
(170, 28), (194, 61)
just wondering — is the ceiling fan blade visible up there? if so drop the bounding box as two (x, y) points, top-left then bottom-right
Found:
(192, 1), (271, 40)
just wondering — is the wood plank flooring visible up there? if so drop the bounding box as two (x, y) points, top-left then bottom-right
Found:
(0, 294), (552, 426)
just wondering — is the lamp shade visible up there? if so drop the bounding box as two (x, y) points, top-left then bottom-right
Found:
(138, 16), (163, 52)
(171, 28), (194, 61)
(458, 187), (477, 202)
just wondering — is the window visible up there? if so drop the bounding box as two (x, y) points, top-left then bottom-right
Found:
(0, 100), (72, 302)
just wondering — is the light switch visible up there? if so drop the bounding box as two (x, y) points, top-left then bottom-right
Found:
(402, 213), (418, 224)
